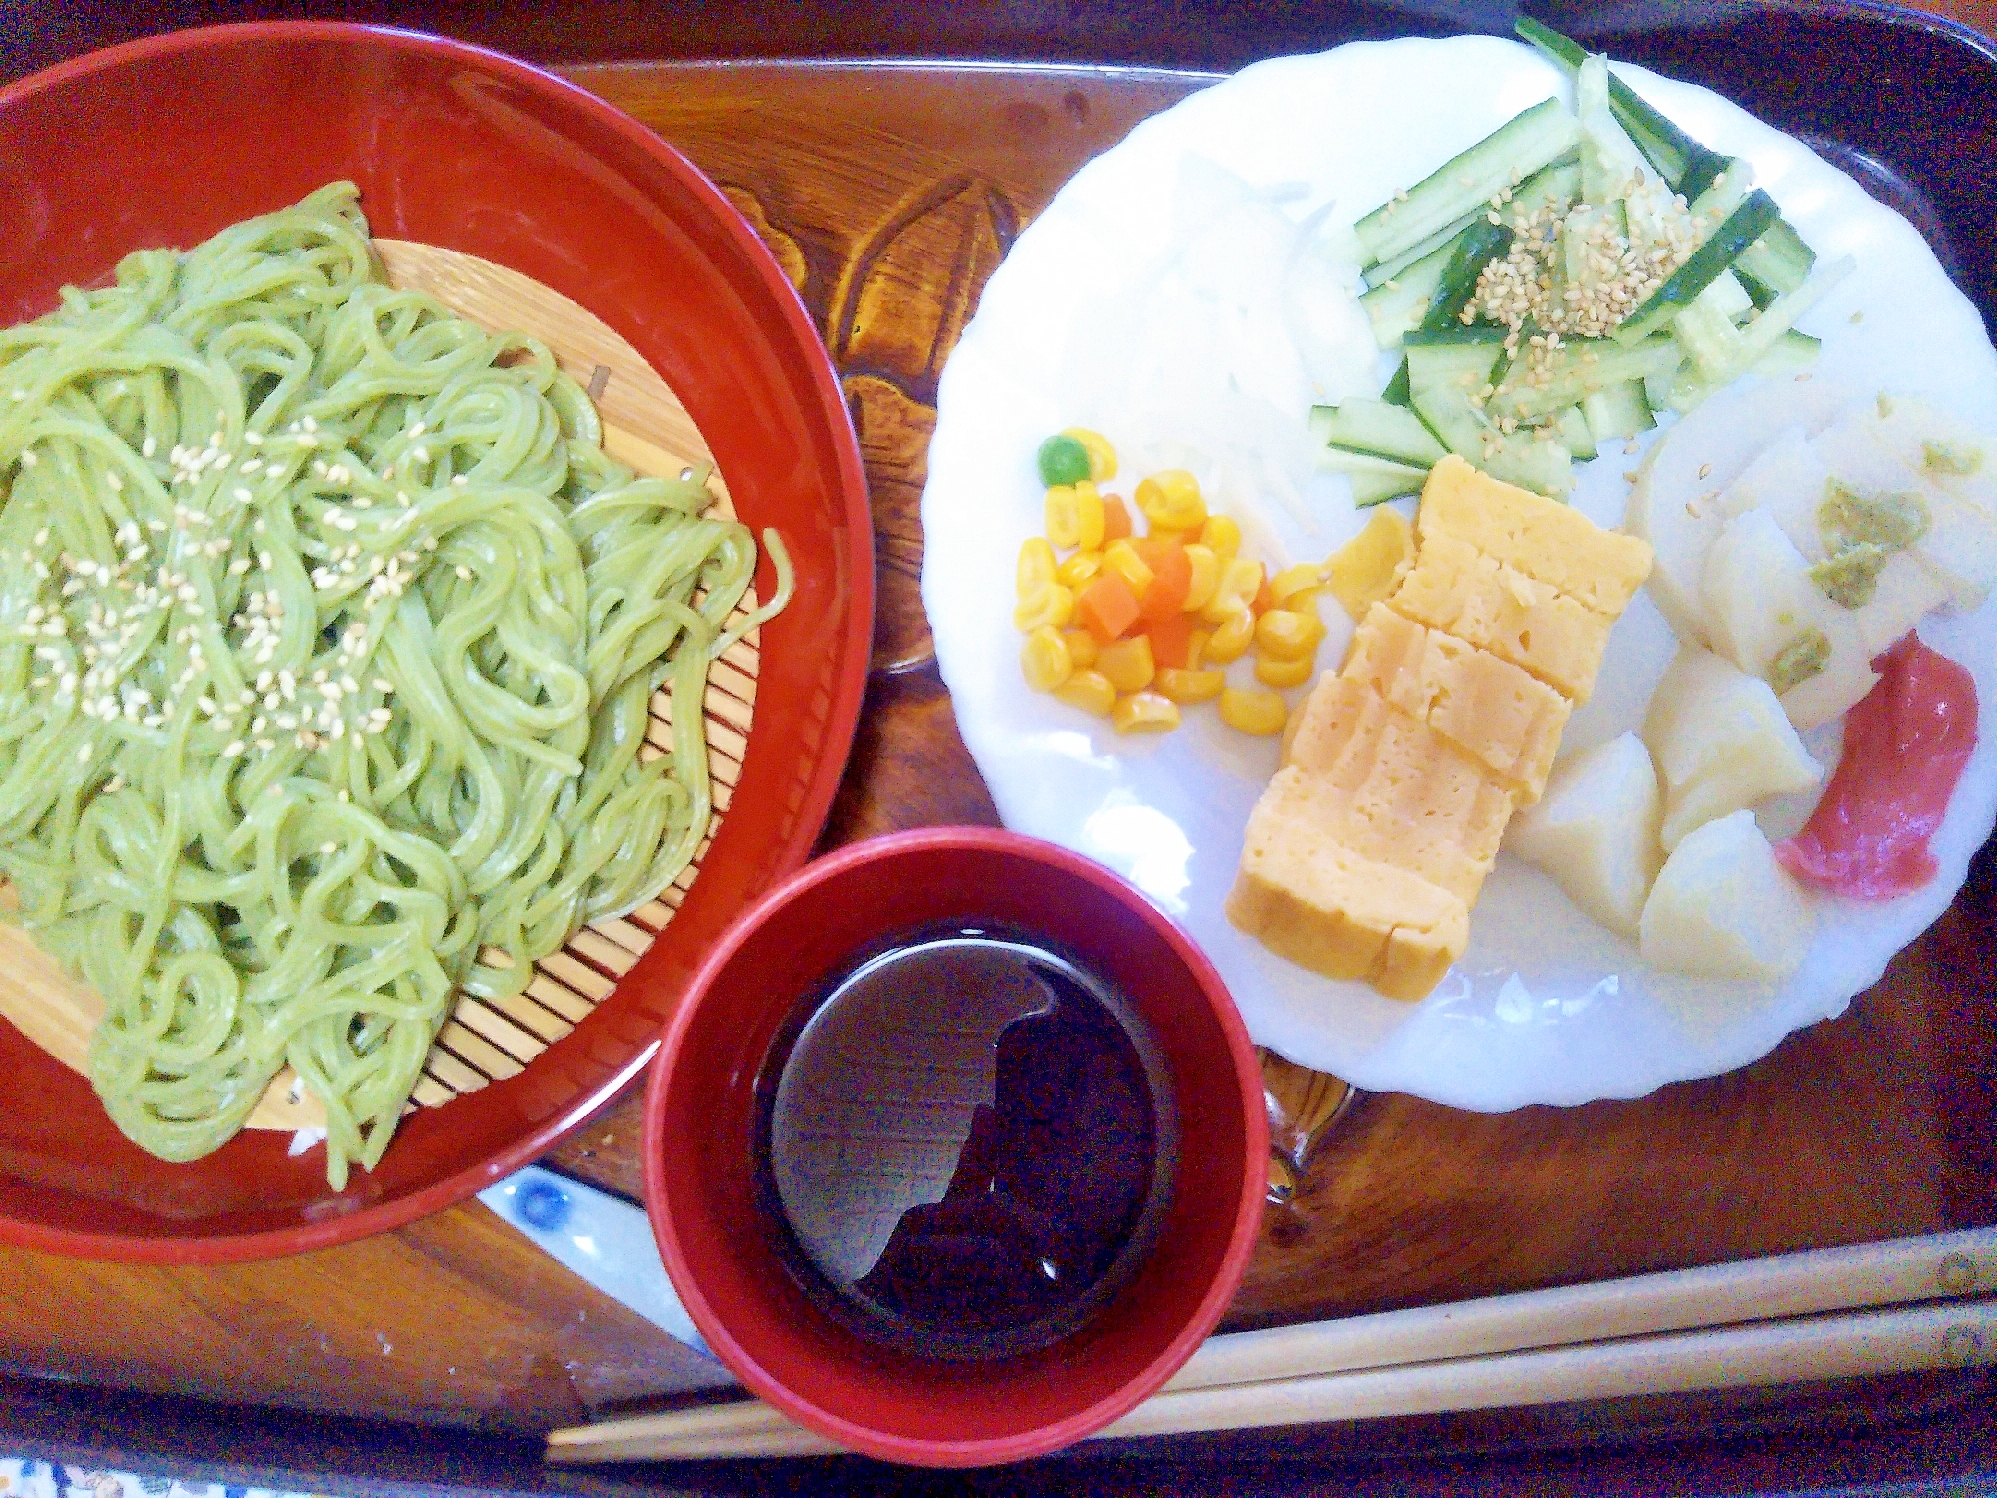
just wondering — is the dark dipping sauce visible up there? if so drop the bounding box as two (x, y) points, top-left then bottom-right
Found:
(753, 921), (1176, 1362)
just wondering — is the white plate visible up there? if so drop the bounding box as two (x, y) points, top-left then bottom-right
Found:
(922, 36), (1997, 1110)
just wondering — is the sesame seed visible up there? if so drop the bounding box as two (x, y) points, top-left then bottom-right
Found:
(222, 740), (245, 758)
(19, 450), (36, 468)
(321, 842), (338, 855)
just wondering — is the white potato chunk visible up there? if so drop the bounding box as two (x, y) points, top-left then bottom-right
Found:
(1625, 377), (1858, 646)
(1639, 809), (1815, 982)
(1506, 732), (1663, 939)
(1642, 646), (1824, 851)
(1700, 507), (1877, 730)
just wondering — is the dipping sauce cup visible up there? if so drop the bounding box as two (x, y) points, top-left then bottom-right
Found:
(643, 827), (1268, 1467)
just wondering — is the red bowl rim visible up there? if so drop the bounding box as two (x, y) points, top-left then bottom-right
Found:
(643, 827), (1271, 1467)
(0, 20), (874, 1262)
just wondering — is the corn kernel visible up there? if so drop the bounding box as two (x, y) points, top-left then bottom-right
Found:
(1134, 469), (1206, 532)
(1200, 556), (1264, 624)
(1061, 427), (1118, 482)
(1154, 666), (1225, 704)
(1057, 549), (1104, 589)
(1220, 686), (1288, 736)
(1096, 634), (1155, 693)
(1102, 539), (1155, 596)
(1254, 652), (1315, 688)
(1204, 607), (1255, 664)
(1045, 480), (1106, 552)
(1112, 690), (1181, 734)
(1199, 514), (1242, 560)
(1254, 609), (1326, 661)
(1181, 544), (1221, 612)
(1013, 582), (1075, 632)
(1269, 563), (1326, 611)
(1187, 628), (1211, 671)
(1054, 668), (1116, 717)
(1017, 537), (1057, 597)
(1020, 626), (1072, 691)
(1061, 628), (1099, 670)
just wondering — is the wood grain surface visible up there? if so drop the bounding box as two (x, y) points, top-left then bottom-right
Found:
(0, 30), (1994, 1466)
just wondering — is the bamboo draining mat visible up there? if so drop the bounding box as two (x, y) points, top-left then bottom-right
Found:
(0, 242), (762, 1133)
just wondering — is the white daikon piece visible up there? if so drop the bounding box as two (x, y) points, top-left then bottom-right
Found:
(1506, 732), (1663, 939)
(1717, 426), (1824, 525)
(1811, 415), (1997, 611)
(1624, 377), (1858, 646)
(1639, 809), (1815, 983)
(1642, 645), (1824, 851)
(1868, 391), (1996, 520)
(1700, 507), (1877, 730)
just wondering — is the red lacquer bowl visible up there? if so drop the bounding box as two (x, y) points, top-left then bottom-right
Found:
(645, 828), (1269, 1467)
(0, 24), (872, 1260)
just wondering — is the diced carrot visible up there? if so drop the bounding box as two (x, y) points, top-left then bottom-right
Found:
(1130, 538), (1192, 622)
(1250, 565), (1273, 616)
(1077, 571), (1141, 643)
(1101, 495), (1134, 543)
(1147, 610), (1198, 669)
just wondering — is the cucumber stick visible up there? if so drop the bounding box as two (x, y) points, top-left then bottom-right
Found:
(1382, 357), (1413, 409)
(1736, 217), (1816, 298)
(1355, 98), (1580, 269)
(1697, 254), (1854, 388)
(1612, 190), (1781, 346)
(1419, 219), (1512, 333)
(1575, 53), (1648, 205)
(1365, 158), (1580, 293)
(1671, 281), (1749, 383)
(1581, 380), (1654, 443)
(1360, 237), (1455, 345)
(1309, 398), (1449, 466)
(1516, 19), (1727, 193)
(1365, 214), (1484, 290)
(1406, 339), (1572, 497)
(1318, 448), (1430, 508)
(1486, 336), (1682, 422)
(1553, 404), (1598, 462)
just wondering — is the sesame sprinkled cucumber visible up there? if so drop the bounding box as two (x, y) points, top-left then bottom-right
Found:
(1340, 27), (1835, 498)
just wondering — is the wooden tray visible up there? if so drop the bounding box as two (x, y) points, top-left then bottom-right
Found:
(2, 4), (1995, 1493)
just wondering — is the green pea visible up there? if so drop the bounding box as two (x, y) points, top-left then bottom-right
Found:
(1036, 434), (1092, 488)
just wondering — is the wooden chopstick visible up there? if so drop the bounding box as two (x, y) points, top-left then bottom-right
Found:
(544, 1226), (1997, 1463)
(554, 1298), (1996, 1463)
